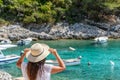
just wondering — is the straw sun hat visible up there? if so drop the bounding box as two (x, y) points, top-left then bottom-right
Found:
(26, 43), (50, 62)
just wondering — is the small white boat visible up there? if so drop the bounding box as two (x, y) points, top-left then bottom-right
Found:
(94, 36), (108, 44)
(69, 47), (76, 51)
(0, 50), (20, 65)
(0, 44), (17, 48)
(110, 60), (115, 66)
(0, 39), (17, 49)
(17, 38), (32, 46)
(0, 47), (7, 50)
(0, 39), (12, 44)
(46, 56), (82, 66)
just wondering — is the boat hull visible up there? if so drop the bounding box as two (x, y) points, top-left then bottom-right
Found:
(17, 38), (32, 46)
(0, 56), (20, 65)
(0, 44), (17, 48)
(46, 59), (80, 66)
(94, 37), (108, 44)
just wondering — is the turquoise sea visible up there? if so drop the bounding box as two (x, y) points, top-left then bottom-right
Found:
(0, 40), (120, 80)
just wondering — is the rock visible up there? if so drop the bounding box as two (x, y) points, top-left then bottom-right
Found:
(8, 34), (19, 41)
(109, 32), (120, 38)
(0, 22), (120, 40)
(0, 71), (13, 80)
(39, 32), (56, 40)
(110, 25), (120, 32)
(0, 33), (8, 39)
(31, 37), (38, 41)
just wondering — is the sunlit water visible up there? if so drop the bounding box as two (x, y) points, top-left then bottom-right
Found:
(0, 40), (120, 80)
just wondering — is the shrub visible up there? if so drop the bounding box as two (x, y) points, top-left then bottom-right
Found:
(23, 16), (36, 24)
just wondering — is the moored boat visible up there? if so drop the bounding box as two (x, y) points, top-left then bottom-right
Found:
(0, 50), (20, 65)
(0, 44), (17, 48)
(69, 47), (76, 51)
(94, 36), (108, 44)
(46, 56), (82, 66)
(17, 38), (32, 46)
(0, 39), (12, 44)
(0, 47), (6, 50)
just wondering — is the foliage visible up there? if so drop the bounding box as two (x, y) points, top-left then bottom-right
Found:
(23, 16), (36, 24)
(0, 0), (120, 24)
(0, 18), (9, 26)
(65, 0), (120, 23)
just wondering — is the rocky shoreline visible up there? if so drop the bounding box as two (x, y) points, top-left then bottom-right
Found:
(0, 71), (13, 80)
(0, 21), (120, 41)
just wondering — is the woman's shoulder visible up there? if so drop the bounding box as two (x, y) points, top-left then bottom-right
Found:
(44, 64), (53, 72)
(44, 64), (53, 67)
(44, 64), (53, 69)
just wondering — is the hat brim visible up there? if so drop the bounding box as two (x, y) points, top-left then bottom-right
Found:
(26, 44), (50, 62)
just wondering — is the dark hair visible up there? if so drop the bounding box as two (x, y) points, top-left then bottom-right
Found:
(27, 59), (46, 80)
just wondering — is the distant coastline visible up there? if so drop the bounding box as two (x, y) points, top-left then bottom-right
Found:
(0, 20), (120, 41)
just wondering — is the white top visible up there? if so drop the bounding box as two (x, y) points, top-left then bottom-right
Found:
(21, 62), (53, 80)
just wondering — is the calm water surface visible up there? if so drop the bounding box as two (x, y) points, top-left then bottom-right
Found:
(0, 40), (120, 80)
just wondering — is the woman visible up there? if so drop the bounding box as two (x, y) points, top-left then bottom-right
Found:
(16, 43), (66, 80)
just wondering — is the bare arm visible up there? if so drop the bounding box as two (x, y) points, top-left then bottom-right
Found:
(49, 48), (66, 74)
(16, 48), (29, 69)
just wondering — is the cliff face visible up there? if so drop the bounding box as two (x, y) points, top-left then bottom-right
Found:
(0, 21), (120, 41)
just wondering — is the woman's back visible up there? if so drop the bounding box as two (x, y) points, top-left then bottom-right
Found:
(21, 62), (53, 80)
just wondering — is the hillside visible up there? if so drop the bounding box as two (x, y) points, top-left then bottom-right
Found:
(0, 0), (120, 25)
